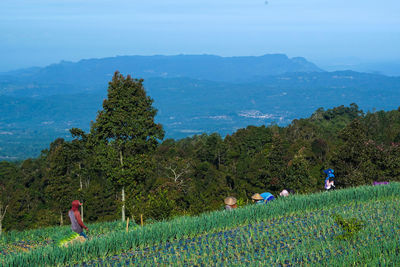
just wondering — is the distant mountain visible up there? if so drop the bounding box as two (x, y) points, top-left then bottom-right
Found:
(322, 61), (400, 77)
(1, 54), (400, 160)
(0, 54), (322, 97)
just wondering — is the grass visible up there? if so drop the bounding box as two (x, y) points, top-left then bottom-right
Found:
(1, 183), (399, 266)
(114, 198), (399, 266)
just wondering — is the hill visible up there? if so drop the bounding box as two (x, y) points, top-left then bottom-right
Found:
(1, 183), (399, 266)
(1, 68), (400, 159)
(0, 54), (322, 97)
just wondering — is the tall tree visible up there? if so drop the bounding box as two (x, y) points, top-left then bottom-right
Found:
(286, 147), (314, 193)
(0, 202), (7, 235)
(331, 119), (377, 187)
(44, 138), (78, 225)
(90, 71), (164, 221)
(69, 128), (94, 222)
(265, 134), (288, 192)
(0, 162), (21, 234)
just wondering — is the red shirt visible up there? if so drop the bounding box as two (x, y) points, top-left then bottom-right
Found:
(73, 210), (88, 230)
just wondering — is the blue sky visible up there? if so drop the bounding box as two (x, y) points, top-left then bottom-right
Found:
(0, 0), (399, 71)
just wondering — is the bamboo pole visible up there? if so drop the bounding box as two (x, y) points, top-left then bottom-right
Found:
(81, 203), (84, 222)
(121, 187), (125, 222)
(140, 214), (143, 227)
(126, 217), (129, 232)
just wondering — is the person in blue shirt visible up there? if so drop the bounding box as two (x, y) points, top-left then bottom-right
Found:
(324, 169), (335, 190)
(260, 192), (275, 202)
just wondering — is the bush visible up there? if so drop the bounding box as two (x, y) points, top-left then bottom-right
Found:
(333, 213), (365, 240)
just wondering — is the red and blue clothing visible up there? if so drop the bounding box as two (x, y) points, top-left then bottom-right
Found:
(68, 200), (88, 238)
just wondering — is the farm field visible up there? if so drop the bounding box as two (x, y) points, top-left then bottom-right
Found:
(0, 221), (136, 257)
(1, 183), (400, 266)
(84, 198), (400, 266)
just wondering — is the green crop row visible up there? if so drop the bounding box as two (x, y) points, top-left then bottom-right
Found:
(1, 220), (137, 245)
(2, 183), (400, 266)
(102, 198), (400, 266)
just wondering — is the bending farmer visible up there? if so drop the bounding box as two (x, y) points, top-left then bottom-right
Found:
(279, 189), (294, 197)
(252, 192), (275, 204)
(68, 200), (89, 239)
(224, 196), (238, 211)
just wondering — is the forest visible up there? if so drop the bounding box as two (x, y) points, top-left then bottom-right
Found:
(1, 72), (400, 232)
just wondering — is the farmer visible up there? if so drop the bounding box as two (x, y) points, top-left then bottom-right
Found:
(280, 188), (295, 197)
(251, 193), (264, 204)
(324, 168), (335, 191)
(224, 196), (237, 211)
(251, 192), (275, 204)
(68, 200), (89, 239)
(279, 189), (289, 197)
(260, 192), (275, 202)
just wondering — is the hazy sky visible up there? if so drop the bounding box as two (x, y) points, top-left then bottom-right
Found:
(0, 0), (399, 71)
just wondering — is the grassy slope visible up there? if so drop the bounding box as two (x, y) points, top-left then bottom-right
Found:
(102, 197), (399, 266)
(1, 183), (400, 266)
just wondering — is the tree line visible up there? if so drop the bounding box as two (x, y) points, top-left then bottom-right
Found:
(1, 72), (400, 232)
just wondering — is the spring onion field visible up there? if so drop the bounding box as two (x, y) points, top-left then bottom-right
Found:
(1, 183), (400, 266)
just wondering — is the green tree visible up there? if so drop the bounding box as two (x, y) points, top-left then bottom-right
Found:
(286, 147), (314, 193)
(90, 72), (164, 221)
(18, 157), (50, 229)
(331, 119), (377, 187)
(0, 162), (17, 235)
(196, 133), (226, 169)
(44, 138), (79, 226)
(68, 128), (99, 222)
(385, 144), (400, 181)
(265, 134), (288, 192)
(0, 161), (25, 233)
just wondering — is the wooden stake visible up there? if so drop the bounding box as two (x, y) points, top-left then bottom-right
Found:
(126, 217), (129, 232)
(140, 214), (143, 227)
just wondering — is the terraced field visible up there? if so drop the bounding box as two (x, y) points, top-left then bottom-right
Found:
(1, 183), (400, 266)
(85, 199), (400, 266)
(0, 221), (136, 258)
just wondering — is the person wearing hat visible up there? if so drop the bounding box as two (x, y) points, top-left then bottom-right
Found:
(279, 189), (289, 197)
(280, 189), (295, 197)
(68, 200), (89, 239)
(251, 193), (264, 204)
(252, 192), (275, 204)
(224, 196), (237, 211)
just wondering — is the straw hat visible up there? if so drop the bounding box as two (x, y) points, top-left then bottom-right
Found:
(251, 193), (264, 200)
(224, 196), (237, 205)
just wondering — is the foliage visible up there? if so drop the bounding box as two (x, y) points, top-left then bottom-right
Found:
(88, 71), (164, 221)
(333, 214), (365, 240)
(57, 232), (80, 247)
(2, 85), (400, 231)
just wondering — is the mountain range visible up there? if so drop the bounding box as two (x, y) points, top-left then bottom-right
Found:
(1, 54), (399, 160)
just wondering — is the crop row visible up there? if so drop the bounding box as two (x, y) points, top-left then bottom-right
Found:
(0, 221), (138, 256)
(2, 183), (400, 266)
(92, 198), (400, 266)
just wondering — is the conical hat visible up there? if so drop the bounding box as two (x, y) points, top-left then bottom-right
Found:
(224, 196), (237, 205)
(251, 193), (264, 200)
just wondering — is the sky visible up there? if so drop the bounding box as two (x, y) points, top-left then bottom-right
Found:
(0, 0), (399, 72)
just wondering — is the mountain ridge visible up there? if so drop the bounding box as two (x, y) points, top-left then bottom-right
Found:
(0, 54), (323, 97)
(1, 55), (399, 159)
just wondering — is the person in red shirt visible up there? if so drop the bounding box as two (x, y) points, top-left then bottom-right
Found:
(68, 200), (89, 239)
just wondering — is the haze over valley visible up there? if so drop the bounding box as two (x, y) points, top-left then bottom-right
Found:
(1, 54), (399, 159)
